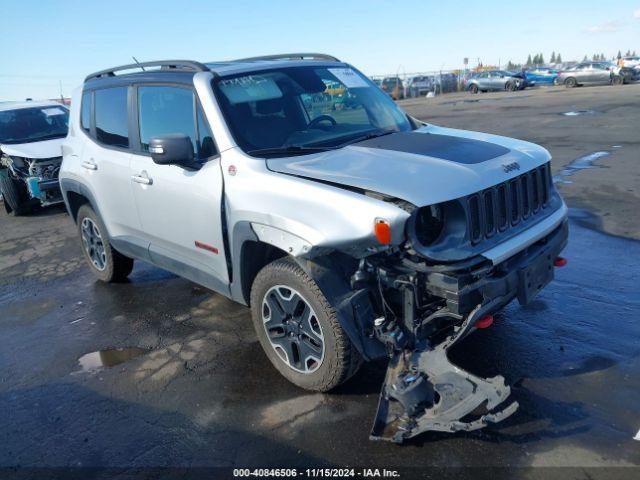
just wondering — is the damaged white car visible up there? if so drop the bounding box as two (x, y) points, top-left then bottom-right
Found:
(0, 101), (68, 215)
(60, 54), (568, 443)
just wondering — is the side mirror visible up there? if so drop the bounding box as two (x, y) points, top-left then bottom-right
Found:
(149, 134), (196, 168)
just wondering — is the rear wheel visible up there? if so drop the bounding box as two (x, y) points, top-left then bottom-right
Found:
(565, 77), (577, 88)
(0, 172), (30, 216)
(250, 257), (361, 392)
(76, 204), (134, 282)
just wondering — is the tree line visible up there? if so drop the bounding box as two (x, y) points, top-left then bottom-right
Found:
(503, 49), (637, 70)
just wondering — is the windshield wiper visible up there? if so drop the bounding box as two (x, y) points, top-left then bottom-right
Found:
(247, 145), (334, 157)
(335, 129), (397, 148)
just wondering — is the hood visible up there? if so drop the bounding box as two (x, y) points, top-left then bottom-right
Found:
(0, 137), (64, 159)
(266, 125), (551, 206)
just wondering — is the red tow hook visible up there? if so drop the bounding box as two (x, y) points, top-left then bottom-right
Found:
(554, 256), (567, 267)
(475, 314), (494, 329)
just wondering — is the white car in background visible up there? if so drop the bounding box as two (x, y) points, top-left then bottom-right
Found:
(0, 101), (68, 215)
(622, 56), (640, 69)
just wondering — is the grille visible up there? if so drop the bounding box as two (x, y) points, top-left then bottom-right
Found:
(468, 163), (551, 244)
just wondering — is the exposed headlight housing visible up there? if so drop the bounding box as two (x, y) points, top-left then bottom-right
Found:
(414, 205), (444, 246)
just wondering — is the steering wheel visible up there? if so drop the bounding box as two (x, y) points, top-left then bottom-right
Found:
(308, 114), (337, 128)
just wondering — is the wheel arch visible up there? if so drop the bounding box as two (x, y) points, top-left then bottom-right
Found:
(59, 178), (103, 225)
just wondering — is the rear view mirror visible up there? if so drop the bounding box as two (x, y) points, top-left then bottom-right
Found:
(149, 134), (196, 168)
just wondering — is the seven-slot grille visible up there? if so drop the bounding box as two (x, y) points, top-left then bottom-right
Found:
(468, 163), (551, 244)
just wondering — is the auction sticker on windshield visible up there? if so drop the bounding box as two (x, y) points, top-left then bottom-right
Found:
(328, 68), (369, 88)
(42, 107), (66, 116)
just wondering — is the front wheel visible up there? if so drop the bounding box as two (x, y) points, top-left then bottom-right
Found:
(565, 77), (577, 88)
(469, 84), (478, 94)
(0, 173), (30, 216)
(250, 257), (361, 392)
(76, 204), (134, 282)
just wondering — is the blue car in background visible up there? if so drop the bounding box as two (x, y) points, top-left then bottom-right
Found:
(524, 67), (559, 85)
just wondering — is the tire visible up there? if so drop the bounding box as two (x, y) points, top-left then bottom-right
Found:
(612, 75), (623, 86)
(0, 173), (30, 216)
(250, 257), (362, 392)
(565, 77), (577, 88)
(76, 204), (134, 282)
(506, 81), (518, 92)
(469, 84), (478, 94)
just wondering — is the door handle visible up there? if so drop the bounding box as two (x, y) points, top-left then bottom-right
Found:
(81, 160), (98, 170)
(131, 171), (153, 185)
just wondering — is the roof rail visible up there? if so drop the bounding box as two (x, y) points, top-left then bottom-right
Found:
(232, 53), (340, 63)
(85, 60), (209, 82)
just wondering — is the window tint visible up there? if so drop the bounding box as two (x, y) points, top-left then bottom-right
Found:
(196, 105), (216, 158)
(80, 91), (91, 133)
(95, 87), (129, 147)
(138, 86), (196, 154)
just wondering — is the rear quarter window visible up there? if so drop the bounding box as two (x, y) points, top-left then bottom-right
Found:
(80, 91), (91, 134)
(95, 87), (129, 148)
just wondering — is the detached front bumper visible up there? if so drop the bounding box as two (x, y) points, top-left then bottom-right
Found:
(25, 176), (63, 206)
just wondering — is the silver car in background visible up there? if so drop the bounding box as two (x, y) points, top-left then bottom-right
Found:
(465, 70), (527, 93)
(556, 62), (617, 87)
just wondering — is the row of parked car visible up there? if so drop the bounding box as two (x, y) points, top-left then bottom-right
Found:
(373, 73), (459, 100)
(373, 57), (640, 99)
(463, 62), (639, 94)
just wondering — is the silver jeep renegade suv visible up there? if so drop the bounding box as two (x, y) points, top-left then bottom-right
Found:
(60, 54), (568, 443)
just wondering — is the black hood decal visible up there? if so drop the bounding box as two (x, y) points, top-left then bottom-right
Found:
(354, 131), (510, 164)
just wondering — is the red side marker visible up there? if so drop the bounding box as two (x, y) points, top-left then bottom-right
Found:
(554, 256), (567, 267)
(195, 240), (219, 254)
(475, 314), (494, 329)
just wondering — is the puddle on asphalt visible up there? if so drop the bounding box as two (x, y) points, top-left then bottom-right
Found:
(553, 151), (610, 184)
(561, 109), (597, 116)
(76, 347), (149, 373)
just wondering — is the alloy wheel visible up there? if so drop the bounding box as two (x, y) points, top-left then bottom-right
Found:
(81, 217), (107, 271)
(262, 285), (325, 373)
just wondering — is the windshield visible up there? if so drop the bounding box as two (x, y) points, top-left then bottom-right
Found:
(213, 65), (412, 156)
(0, 105), (69, 144)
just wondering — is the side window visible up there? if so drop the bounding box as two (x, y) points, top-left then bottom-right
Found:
(95, 87), (129, 148)
(138, 86), (196, 154)
(80, 91), (91, 134)
(196, 105), (217, 159)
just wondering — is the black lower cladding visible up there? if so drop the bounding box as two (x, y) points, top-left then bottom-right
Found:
(422, 220), (568, 315)
(354, 131), (510, 164)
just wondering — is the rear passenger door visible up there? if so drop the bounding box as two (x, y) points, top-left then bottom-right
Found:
(79, 86), (144, 246)
(128, 84), (229, 292)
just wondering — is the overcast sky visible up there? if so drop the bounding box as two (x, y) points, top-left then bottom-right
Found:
(1, 0), (639, 100)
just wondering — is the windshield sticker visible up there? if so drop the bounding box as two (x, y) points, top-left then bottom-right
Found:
(42, 107), (66, 116)
(219, 76), (283, 104)
(328, 68), (369, 88)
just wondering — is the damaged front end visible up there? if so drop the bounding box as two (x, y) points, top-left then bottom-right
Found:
(370, 304), (518, 443)
(301, 171), (568, 443)
(0, 154), (63, 206)
(360, 215), (566, 443)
